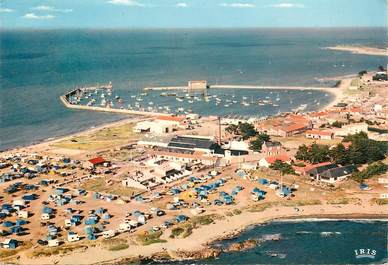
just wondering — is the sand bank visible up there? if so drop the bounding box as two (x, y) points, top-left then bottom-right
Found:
(324, 45), (388, 57)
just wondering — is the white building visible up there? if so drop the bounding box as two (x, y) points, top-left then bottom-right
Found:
(334, 123), (368, 137)
(133, 120), (178, 135)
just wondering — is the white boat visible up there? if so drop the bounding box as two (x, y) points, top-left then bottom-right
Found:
(176, 98), (184, 102)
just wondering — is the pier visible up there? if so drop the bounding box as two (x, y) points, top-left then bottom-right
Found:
(209, 84), (333, 91)
(144, 84), (334, 91)
(60, 88), (165, 117)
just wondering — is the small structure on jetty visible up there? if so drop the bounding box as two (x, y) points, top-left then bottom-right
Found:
(188, 80), (208, 90)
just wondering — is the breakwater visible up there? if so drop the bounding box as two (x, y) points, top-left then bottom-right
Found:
(144, 84), (335, 92)
(60, 88), (165, 117)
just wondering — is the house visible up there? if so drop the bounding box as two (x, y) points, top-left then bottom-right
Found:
(278, 122), (309, 137)
(307, 164), (356, 183)
(152, 149), (218, 166)
(133, 120), (179, 134)
(333, 123), (368, 137)
(84, 157), (107, 169)
(261, 141), (283, 156)
(306, 163), (338, 179)
(293, 161), (333, 175)
(305, 130), (334, 140)
(259, 155), (290, 168)
(319, 165), (357, 183)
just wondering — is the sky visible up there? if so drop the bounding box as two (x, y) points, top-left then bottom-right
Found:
(0, 0), (387, 29)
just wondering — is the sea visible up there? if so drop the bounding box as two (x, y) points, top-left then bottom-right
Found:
(0, 27), (387, 150)
(153, 219), (388, 265)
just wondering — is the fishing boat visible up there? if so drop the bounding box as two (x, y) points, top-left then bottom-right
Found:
(176, 98), (184, 102)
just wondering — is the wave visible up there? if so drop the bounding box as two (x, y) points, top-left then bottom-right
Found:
(296, 231), (313, 234)
(261, 233), (282, 241)
(273, 218), (388, 223)
(320, 231), (341, 237)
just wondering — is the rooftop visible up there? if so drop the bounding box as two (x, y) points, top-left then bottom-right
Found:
(168, 136), (217, 150)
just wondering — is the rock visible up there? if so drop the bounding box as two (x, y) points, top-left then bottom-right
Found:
(225, 239), (259, 252)
(173, 247), (222, 260)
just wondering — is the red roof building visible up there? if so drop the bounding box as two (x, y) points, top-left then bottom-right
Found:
(87, 157), (106, 166)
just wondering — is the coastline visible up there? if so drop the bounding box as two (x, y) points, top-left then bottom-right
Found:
(16, 202), (388, 265)
(1, 80), (345, 153)
(1, 76), (357, 265)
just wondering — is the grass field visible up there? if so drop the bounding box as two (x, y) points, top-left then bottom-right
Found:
(102, 238), (129, 251)
(80, 177), (144, 197)
(52, 122), (140, 151)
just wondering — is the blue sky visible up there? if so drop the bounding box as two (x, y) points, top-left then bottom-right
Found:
(0, 0), (387, 28)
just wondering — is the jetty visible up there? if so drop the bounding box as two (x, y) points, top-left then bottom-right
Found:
(144, 80), (334, 92)
(209, 84), (333, 91)
(60, 86), (165, 117)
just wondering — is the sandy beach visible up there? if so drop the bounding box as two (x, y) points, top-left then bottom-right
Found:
(324, 45), (388, 57)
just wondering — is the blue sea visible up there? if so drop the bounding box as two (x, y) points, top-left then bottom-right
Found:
(154, 220), (388, 265)
(0, 28), (387, 150)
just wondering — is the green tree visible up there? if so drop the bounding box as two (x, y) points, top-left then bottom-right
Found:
(270, 160), (295, 175)
(358, 70), (367, 77)
(295, 144), (309, 161)
(225, 124), (239, 135)
(343, 132), (386, 164)
(238, 123), (257, 140)
(352, 162), (388, 183)
(249, 133), (270, 151)
(331, 121), (343, 128)
(295, 143), (330, 164)
(330, 143), (349, 165)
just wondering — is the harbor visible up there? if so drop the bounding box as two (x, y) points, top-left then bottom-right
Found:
(60, 80), (336, 118)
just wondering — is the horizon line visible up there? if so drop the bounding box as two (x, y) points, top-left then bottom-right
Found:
(1, 26), (387, 31)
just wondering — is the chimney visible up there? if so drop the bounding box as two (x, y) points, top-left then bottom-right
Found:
(217, 116), (222, 145)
